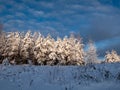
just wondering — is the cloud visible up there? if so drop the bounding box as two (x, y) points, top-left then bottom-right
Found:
(27, 8), (45, 17)
(15, 12), (26, 18)
(40, 1), (54, 8)
(83, 15), (120, 42)
(33, 10), (45, 16)
(97, 36), (120, 57)
(0, 4), (6, 13)
(1, 0), (120, 57)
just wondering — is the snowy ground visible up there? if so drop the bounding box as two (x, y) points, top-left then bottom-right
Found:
(0, 63), (120, 90)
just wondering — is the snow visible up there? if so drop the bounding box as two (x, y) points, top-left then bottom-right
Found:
(0, 63), (120, 90)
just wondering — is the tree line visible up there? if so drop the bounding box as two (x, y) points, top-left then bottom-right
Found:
(0, 31), (120, 65)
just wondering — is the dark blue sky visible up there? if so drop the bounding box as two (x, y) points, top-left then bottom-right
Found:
(0, 0), (120, 58)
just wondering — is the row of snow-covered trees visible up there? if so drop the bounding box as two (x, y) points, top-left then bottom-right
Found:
(0, 31), (120, 65)
(0, 31), (84, 65)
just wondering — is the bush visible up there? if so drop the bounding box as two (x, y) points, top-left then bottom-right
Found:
(105, 50), (120, 63)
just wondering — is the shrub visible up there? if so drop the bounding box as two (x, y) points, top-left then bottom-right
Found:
(105, 50), (120, 63)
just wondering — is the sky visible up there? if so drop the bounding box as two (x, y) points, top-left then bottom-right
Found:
(0, 0), (120, 58)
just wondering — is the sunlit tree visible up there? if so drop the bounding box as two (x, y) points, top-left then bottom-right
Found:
(105, 50), (120, 63)
(20, 31), (35, 64)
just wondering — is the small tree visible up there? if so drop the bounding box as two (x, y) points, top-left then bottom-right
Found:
(105, 50), (120, 63)
(85, 40), (98, 64)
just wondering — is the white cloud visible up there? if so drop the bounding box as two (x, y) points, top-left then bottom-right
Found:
(40, 1), (54, 8)
(33, 10), (45, 17)
(15, 12), (26, 17)
(0, 5), (6, 12)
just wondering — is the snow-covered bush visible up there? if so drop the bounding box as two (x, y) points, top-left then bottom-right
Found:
(105, 50), (120, 63)
(85, 41), (99, 64)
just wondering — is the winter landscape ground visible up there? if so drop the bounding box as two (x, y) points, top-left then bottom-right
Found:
(0, 63), (120, 90)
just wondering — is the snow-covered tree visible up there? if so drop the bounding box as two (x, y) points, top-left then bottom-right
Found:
(0, 32), (6, 63)
(10, 32), (21, 64)
(105, 50), (120, 63)
(45, 35), (57, 65)
(56, 35), (85, 65)
(20, 31), (35, 64)
(34, 33), (44, 65)
(55, 36), (66, 65)
(34, 34), (57, 65)
(85, 40), (99, 64)
(2, 32), (21, 64)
